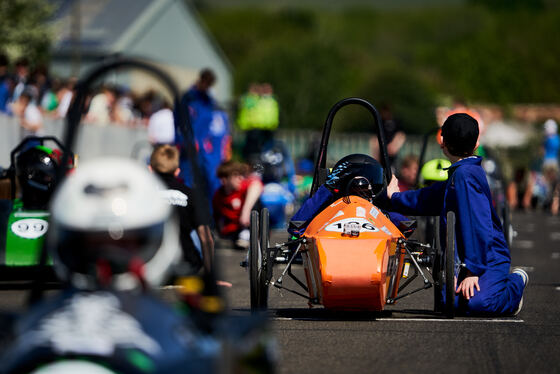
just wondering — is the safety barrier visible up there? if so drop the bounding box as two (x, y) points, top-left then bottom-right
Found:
(1, 114), (443, 169)
(0, 114), (150, 167)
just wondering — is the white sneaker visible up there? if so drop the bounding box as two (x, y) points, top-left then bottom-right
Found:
(511, 267), (529, 316)
(512, 267), (529, 286)
(235, 229), (250, 249)
(513, 296), (524, 316)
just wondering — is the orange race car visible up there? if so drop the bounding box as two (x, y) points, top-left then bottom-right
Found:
(248, 98), (459, 318)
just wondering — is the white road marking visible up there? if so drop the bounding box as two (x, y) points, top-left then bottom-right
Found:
(552, 252), (560, 260)
(376, 318), (524, 323)
(515, 266), (535, 272)
(272, 317), (523, 323)
(512, 240), (534, 249)
(550, 232), (560, 241)
(160, 285), (183, 290)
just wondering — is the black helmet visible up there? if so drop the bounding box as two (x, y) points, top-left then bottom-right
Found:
(334, 153), (379, 168)
(334, 154), (385, 202)
(15, 146), (59, 210)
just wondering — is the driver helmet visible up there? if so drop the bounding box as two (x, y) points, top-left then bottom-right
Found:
(15, 145), (59, 210)
(420, 159), (451, 185)
(334, 154), (385, 202)
(47, 157), (181, 290)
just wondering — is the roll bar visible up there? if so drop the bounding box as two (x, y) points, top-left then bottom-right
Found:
(310, 97), (392, 196)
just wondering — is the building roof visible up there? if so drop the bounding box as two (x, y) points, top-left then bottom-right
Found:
(49, 0), (232, 102)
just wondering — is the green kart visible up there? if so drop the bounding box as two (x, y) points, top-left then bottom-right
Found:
(0, 136), (73, 283)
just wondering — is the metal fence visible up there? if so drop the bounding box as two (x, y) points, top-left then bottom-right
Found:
(275, 129), (445, 167)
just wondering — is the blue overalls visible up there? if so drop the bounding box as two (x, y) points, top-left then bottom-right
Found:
(391, 156), (524, 315)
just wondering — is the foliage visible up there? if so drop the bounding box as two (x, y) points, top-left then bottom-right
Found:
(199, 4), (560, 132)
(0, 0), (54, 64)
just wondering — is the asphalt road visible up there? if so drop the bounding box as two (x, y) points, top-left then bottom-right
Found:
(216, 210), (560, 374)
(0, 210), (558, 373)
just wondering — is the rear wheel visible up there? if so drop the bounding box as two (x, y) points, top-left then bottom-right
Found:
(259, 208), (270, 309)
(443, 211), (456, 319)
(249, 210), (261, 310)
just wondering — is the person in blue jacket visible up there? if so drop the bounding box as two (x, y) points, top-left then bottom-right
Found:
(178, 68), (231, 202)
(387, 113), (528, 316)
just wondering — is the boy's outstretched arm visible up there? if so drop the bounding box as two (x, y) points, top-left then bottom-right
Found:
(239, 179), (264, 227)
(388, 176), (446, 216)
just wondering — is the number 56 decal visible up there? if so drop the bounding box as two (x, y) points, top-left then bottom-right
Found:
(324, 218), (378, 233)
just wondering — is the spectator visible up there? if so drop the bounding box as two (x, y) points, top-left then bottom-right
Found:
(237, 82), (280, 162)
(148, 100), (175, 145)
(11, 88), (43, 139)
(114, 87), (135, 126)
(522, 119), (560, 214)
(397, 154), (419, 192)
(11, 57), (30, 103)
(55, 77), (75, 119)
(149, 144), (214, 274)
(31, 64), (52, 109)
(542, 119), (559, 169)
(370, 103), (406, 168)
(86, 85), (117, 125)
(180, 68), (231, 201)
(0, 54), (11, 113)
(213, 161), (263, 249)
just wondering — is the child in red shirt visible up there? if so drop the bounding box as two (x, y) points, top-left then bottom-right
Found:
(213, 161), (263, 248)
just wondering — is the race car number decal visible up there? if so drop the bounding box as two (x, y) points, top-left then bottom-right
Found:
(324, 217), (379, 233)
(11, 219), (48, 239)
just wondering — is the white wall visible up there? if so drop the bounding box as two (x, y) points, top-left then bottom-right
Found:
(1, 114), (151, 168)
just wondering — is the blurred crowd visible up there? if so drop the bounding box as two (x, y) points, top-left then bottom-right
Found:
(1, 55), (74, 120)
(0, 54), (190, 139)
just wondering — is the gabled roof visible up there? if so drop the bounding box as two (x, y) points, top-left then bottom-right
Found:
(51, 0), (154, 53)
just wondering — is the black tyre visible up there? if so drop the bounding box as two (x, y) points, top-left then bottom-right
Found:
(443, 211), (456, 319)
(432, 216), (443, 312)
(249, 210), (260, 310)
(259, 208), (270, 309)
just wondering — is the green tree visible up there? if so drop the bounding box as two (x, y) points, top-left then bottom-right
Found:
(0, 0), (54, 63)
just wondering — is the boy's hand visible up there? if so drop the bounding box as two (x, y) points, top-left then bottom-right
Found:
(456, 275), (480, 300)
(387, 175), (400, 199)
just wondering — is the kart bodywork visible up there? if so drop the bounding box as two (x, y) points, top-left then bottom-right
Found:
(301, 196), (403, 310)
(249, 98), (458, 317)
(0, 136), (71, 282)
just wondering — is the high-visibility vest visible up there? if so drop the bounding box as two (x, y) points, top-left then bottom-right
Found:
(237, 94), (279, 131)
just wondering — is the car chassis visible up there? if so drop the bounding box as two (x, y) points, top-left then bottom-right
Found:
(248, 98), (461, 318)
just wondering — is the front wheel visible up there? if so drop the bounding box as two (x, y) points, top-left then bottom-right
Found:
(249, 210), (261, 310)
